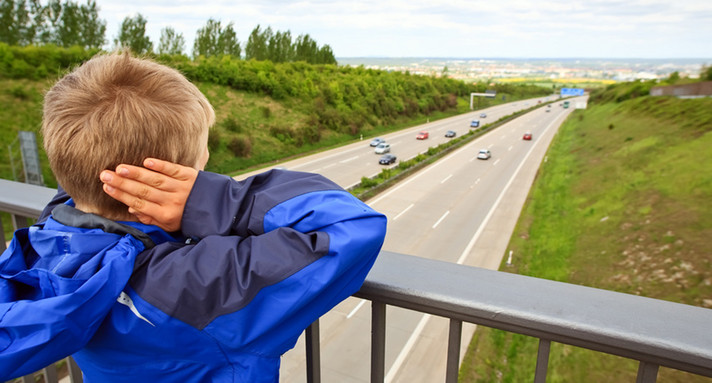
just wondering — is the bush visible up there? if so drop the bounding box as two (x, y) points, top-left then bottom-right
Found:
(228, 136), (252, 157)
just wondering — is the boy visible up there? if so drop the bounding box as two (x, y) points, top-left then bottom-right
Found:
(0, 52), (387, 382)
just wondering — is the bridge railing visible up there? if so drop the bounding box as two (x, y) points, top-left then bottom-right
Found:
(3, 179), (712, 383)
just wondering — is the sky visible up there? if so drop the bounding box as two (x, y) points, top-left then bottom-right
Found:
(97, 0), (712, 59)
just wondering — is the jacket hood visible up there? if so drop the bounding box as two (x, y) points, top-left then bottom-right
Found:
(0, 204), (172, 379)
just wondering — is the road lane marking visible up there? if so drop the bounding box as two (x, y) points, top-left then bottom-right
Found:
(456, 110), (567, 265)
(488, 143), (493, 149)
(471, 178), (480, 188)
(508, 145), (513, 151)
(384, 109), (572, 383)
(385, 314), (432, 382)
(346, 299), (366, 319)
(394, 203), (414, 221)
(440, 174), (453, 184)
(339, 155), (359, 163)
(432, 210), (450, 229)
(493, 159), (500, 166)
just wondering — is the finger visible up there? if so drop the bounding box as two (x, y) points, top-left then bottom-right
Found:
(115, 165), (175, 191)
(101, 170), (165, 200)
(143, 158), (196, 181)
(103, 182), (161, 216)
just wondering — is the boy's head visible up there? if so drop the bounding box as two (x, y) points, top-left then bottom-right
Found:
(42, 51), (215, 220)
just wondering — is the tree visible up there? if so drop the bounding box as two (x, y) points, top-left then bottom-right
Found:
(78, 0), (105, 49)
(193, 18), (220, 58)
(193, 18), (240, 58)
(0, 0), (35, 45)
(115, 13), (152, 54)
(157, 26), (185, 55)
(701, 65), (712, 81)
(267, 30), (292, 63)
(245, 25), (269, 60)
(316, 44), (336, 65)
(217, 22), (240, 58)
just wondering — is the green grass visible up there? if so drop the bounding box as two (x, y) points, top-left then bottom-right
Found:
(459, 95), (712, 382)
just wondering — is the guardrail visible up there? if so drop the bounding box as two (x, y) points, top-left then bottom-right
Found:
(3, 179), (712, 383)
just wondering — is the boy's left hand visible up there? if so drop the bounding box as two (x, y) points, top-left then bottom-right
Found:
(100, 158), (198, 232)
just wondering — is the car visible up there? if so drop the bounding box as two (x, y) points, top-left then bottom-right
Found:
(416, 131), (429, 140)
(477, 149), (491, 160)
(379, 154), (397, 165)
(523, 132), (532, 140)
(470, 120), (480, 128)
(370, 137), (385, 147)
(374, 143), (391, 154)
(445, 130), (456, 138)
(479, 113), (487, 118)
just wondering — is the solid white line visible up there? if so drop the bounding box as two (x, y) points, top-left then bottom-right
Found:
(440, 174), (453, 184)
(394, 203), (414, 221)
(346, 299), (366, 319)
(385, 314), (432, 382)
(432, 210), (450, 229)
(456, 111), (567, 265)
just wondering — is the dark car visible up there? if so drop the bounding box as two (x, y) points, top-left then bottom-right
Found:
(370, 137), (385, 147)
(470, 120), (480, 128)
(379, 154), (397, 165)
(445, 130), (456, 138)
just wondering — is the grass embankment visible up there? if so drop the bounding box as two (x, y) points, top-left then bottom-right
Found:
(458, 94), (712, 382)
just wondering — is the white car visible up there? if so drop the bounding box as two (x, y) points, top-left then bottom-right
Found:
(477, 149), (491, 160)
(375, 143), (391, 154)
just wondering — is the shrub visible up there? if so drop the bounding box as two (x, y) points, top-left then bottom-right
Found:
(223, 117), (242, 132)
(228, 136), (252, 157)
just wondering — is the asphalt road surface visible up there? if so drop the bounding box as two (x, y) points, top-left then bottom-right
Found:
(236, 96), (585, 382)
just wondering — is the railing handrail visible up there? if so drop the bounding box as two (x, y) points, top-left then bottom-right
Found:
(3, 179), (712, 382)
(356, 251), (712, 379)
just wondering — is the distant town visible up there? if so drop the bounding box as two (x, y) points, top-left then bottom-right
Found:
(336, 57), (710, 84)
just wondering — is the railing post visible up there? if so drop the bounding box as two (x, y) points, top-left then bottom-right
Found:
(534, 339), (551, 383)
(68, 357), (83, 383)
(305, 319), (321, 383)
(42, 364), (58, 383)
(0, 217), (6, 252)
(371, 301), (386, 383)
(636, 361), (659, 383)
(445, 318), (462, 383)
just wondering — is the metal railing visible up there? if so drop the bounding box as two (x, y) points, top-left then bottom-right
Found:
(3, 179), (712, 383)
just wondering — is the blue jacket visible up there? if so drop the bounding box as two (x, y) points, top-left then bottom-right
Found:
(0, 169), (387, 382)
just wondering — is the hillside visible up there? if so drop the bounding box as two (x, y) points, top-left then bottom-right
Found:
(460, 85), (712, 382)
(0, 44), (553, 186)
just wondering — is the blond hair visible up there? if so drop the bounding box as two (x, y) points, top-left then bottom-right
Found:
(42, 52), (215, 219)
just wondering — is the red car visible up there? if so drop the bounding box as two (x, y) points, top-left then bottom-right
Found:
(416, 131), (429, 140)
(523, 132), (533, 140)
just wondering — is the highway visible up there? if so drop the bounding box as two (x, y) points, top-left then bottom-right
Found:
(238, 96), (557, 187)
(234, 96), (583, 382)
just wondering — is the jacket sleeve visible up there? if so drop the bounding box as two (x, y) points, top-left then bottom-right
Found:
(130, 169), (387, 355)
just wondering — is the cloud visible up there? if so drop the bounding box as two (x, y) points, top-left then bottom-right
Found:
(98, 0), (712, 58)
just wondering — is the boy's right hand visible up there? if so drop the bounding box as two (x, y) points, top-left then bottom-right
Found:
(100, 158), (198, 232)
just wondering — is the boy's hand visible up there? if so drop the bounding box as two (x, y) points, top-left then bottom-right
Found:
(100, 158), (198, 232)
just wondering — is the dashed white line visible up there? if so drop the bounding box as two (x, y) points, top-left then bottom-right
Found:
(493, 159), (500, 166)
(440, 174), (453, 184)
(432, 210), (450, 229)
(508, 145), (513, 151)
(393, 203), (414, 221)
(340, 155), (359, 163)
